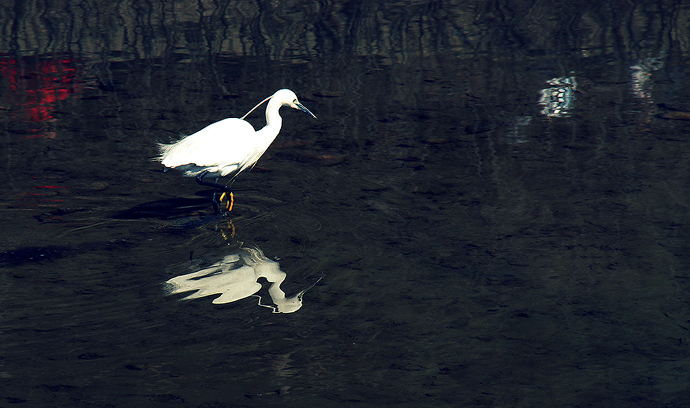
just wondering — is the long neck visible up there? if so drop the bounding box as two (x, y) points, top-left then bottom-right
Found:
(260, 97), (283, 136)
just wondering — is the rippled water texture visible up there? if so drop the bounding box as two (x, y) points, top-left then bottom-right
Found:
(2, 1), (690, 407)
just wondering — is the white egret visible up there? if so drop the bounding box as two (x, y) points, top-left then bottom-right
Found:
(156, 89), (317, 212)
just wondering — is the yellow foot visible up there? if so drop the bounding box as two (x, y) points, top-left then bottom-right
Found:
(219, 191), (234, 212)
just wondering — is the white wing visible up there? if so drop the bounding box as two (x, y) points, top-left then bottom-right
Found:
(159, 118), (256, 171)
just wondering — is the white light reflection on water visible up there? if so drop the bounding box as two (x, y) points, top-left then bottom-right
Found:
(630, 57), (663, 101)
(164, 246), (320, 313)
(538, 75), (578, 118)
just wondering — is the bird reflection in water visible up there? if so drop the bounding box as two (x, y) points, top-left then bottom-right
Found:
(165, 247), (320, 313)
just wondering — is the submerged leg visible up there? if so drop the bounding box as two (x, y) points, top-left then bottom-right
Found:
(212, 185), (221, 214)
(195, 171), (234, 213)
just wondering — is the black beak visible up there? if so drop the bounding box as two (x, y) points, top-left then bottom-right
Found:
(296, 102), (317, 120)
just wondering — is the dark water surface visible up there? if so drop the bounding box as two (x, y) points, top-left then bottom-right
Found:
(2, 1), (690, 407)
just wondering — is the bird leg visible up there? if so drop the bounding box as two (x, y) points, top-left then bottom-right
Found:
(195, 171), (227, 189)
(196, 171), (234, 213)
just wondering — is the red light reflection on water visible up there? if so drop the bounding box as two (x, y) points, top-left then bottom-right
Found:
(0, 55), (82, 139)
(7, 178), (70, 211)
(0, 56), (82, 209)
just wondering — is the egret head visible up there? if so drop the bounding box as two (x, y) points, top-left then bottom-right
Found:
(273, 89), (317, 119)
(269, 273), (323, 314)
